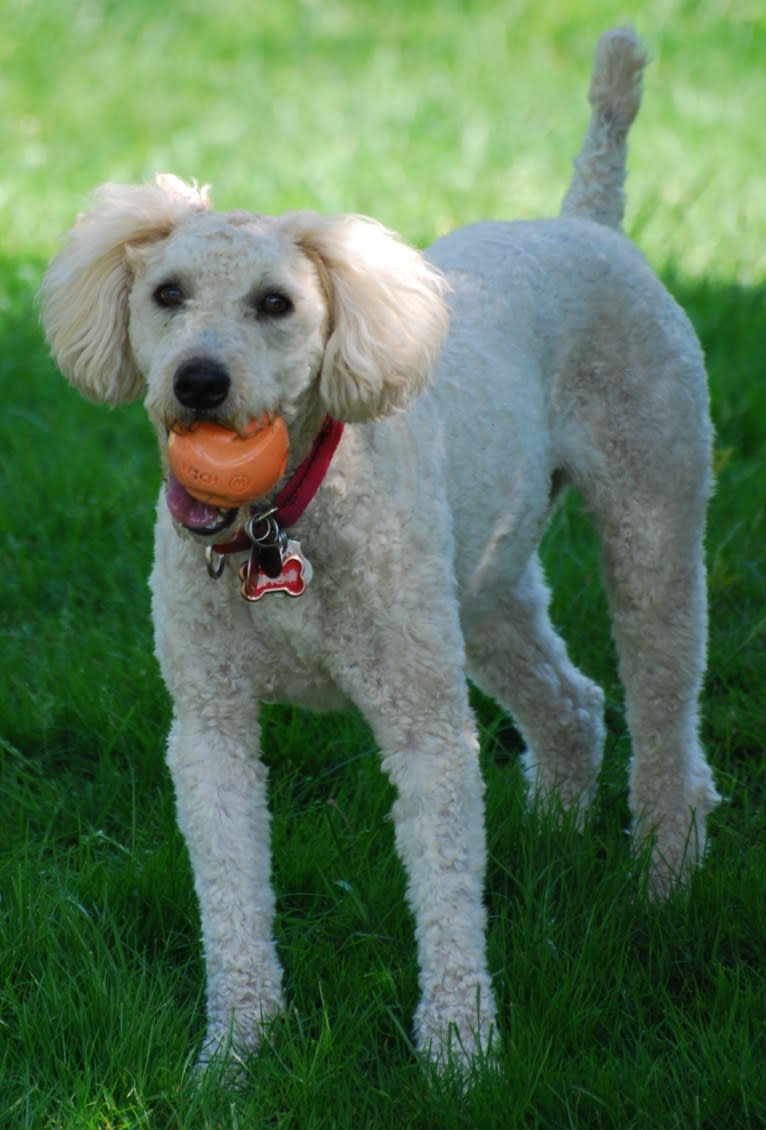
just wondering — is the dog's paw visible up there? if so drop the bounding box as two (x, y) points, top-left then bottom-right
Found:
(196, 992), (284, 1076)
(414, 976), (499, 1078)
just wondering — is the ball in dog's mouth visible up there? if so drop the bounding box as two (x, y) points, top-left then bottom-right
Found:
(165, 416), (289, 533)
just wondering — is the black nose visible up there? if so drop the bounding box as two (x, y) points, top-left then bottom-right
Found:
(173, 358), (231, 410)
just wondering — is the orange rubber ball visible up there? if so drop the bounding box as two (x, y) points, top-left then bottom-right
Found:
(167, 416), (290, 507)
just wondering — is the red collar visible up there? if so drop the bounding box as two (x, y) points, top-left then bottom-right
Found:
(212, 416), (344, 556)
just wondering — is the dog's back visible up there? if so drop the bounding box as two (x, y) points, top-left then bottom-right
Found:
(418, 28), (661, 599)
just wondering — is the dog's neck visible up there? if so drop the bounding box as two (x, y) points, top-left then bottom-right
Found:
(211, 415), (345, 556)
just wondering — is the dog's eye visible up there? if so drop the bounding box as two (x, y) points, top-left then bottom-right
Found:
(258, 293), (293, 318)
(153, 282), (185, 309)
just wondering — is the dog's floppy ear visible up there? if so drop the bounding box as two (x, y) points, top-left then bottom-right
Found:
(282, 213), (449, 422)
(41, 174), (210, 405)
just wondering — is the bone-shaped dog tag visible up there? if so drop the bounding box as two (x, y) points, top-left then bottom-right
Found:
(239, 539), (313, 602)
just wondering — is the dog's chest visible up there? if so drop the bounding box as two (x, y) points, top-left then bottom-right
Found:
(237, 576), (351, 711)
(195, 559), (351, 712)
(151, 508), (347, 712)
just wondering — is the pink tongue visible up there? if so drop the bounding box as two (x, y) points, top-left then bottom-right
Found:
(165, 475), (225, 530)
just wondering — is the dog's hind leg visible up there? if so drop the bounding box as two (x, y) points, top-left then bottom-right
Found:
(466, 554), (606, 820)
(564, 353), (721, 895)
(591, 483), (720, 894)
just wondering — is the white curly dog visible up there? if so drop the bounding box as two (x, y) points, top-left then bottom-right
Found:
(42, 28), (719, 1068)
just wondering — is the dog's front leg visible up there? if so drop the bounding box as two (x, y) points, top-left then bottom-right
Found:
(382, 726), (497, 1069)
(335, 626), (497, 1069)
(165, 704), (283, 1064)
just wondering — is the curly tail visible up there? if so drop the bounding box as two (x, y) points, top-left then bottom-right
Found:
(560, 27), (647, 231)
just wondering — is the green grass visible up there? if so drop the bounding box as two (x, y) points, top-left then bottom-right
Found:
(1, 1), (765, 1126)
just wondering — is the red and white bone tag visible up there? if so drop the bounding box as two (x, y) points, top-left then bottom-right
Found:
(238, 539), (313, 602)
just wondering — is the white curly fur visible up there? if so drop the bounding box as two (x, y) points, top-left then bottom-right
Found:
(41, 28), (719, 1070)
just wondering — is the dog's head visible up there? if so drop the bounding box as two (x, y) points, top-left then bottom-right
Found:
(43, 172), (449, 533)
(41, 175), (448, 495)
